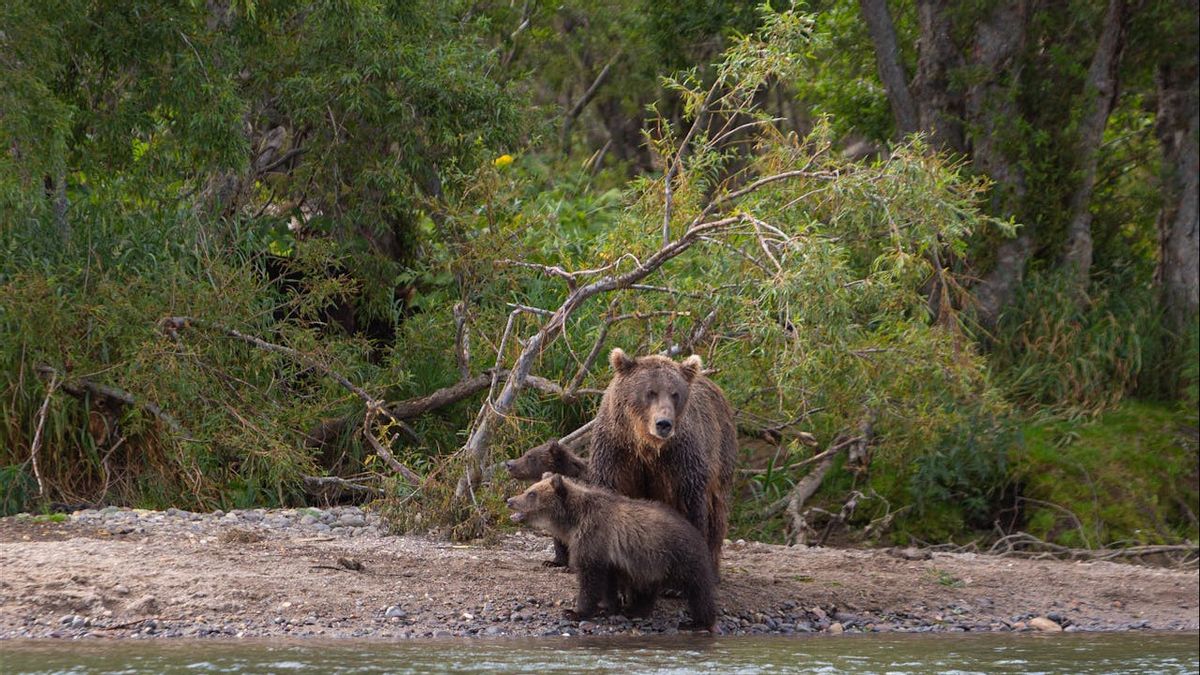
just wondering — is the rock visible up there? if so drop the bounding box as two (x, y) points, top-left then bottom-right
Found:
(1029, 617), (1062, 632)
(810, 607), (827, 621)
(112, 584), (129, 595)
(338, 514), (366, 528)
(828, 622), (844, 634)
(384, 606), (406, 618)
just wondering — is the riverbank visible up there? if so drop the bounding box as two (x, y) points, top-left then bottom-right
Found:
(1, 508), (1196, 639)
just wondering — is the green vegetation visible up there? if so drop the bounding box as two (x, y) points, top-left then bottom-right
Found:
(1, 1), (1196, 552)
(1017, 401), (1198, 548)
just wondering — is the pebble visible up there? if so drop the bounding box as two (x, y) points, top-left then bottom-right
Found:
(385, 606), (406, 618)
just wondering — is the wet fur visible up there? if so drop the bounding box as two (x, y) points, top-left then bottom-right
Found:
(507, 474), (717, 631)
(590, 349), (737, 575)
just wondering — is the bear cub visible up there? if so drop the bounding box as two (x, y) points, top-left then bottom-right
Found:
(505, 439), (588, 482)
(505, 439), (589, 568)
(506, 473), (717, 631)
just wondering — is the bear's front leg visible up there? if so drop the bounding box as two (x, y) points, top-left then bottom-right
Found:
(564, 566), (609, 620)
(543, 538), (570, 569)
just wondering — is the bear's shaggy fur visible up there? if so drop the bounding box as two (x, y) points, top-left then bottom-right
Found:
(506, 473), (717, 630)
(588, 348), (737, 573)
(505, 439), (588, 568)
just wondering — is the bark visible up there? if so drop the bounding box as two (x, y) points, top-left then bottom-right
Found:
(859, 0), (919, 135)
(1062, 0), (1135, 283)
(963, 0), (1028, 217)
(912, 0), (965, 153)
(973, 234), (1035, 329)
(958, 1), (1032, 328)
(1155, 27), (1200, 337)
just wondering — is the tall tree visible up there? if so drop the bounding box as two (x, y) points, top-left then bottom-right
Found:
(1061, 0), (1138, 285)
(1154, 0), (1200, 339)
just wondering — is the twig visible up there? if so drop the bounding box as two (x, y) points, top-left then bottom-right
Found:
(29, 373), (58, 497)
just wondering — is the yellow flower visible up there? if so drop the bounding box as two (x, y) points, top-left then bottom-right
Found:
(493, 154), (514, 168)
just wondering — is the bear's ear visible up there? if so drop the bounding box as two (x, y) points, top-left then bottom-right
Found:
(541, 471), (554, 481)
(680, 354), (703, 382)
(550, 473), (567, 499)
(547, 439), (564, 457)
(609, 348), (636, 375)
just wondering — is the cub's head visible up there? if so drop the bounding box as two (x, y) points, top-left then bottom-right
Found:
(504, 439), (582, 481)
(608, 348), (702, 445)
(506, 473), (572, 533)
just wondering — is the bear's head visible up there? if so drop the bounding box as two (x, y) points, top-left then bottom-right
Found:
(504, 439), (585, 481)
(608, 348), (702, 446)
(506, 472), (572, 535)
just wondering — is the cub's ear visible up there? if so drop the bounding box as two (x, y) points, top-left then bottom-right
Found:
(680, 354), (703, 382)
(550, 473), (568, 498)
(609, 348), (636, 375)
(541, 471), (554, 481)
(547, 439), (564, 457)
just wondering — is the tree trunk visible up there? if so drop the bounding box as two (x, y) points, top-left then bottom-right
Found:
(859, 0), (919, 136)
(960, 1), (1031, 329)
(1062, 0), (1135, 284)
(912, 0), (965, 153)
(1155, 30), (1200, 338)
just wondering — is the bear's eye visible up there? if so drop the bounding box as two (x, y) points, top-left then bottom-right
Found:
(671, 391), (680, 402)
(647, 390), (657, 400)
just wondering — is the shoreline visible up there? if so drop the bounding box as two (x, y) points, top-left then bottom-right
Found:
(1, 508), (1196, 640)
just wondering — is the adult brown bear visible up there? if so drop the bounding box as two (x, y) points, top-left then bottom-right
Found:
(589, 348), (737, 574)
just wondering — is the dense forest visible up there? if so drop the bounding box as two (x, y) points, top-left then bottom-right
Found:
(1, 0), (1196, 552)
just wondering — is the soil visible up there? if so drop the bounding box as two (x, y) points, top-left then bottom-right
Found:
(0, 508), (1196, 640)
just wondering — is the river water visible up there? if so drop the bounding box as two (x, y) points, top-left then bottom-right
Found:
(2, 632), (1197, 674)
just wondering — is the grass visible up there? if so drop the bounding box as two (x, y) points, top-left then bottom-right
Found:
(1014, 399), (1199, 547)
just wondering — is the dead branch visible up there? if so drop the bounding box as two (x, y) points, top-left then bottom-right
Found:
(302, 475), (382, 497)
(785, 416), (874, 545)
(1017, 496), (1094, 550)
(559, 419), (595, 450)
(818, 489), (863, 546)
(29, 372), (58, 497)
(985, 531), (1198, 568)
(561, 51), (622, 149)
(362, 409), (421, 485)
(35, 364), (187, 438)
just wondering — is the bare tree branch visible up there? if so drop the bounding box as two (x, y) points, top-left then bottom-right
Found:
(29, 372), (58, 498)
(561, 51), (622, 150)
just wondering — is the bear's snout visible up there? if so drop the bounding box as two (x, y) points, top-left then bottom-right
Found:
(655, 418), (674, 437)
